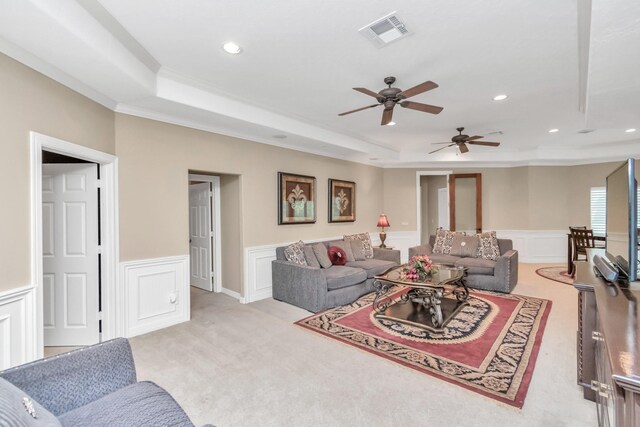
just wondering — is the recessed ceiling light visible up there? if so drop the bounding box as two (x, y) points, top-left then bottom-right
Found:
(548, 128), (559, 133)
(493, 94), (508, 101)
(222, 41), (242, 54)
(386, 121), (396, 126)
(625, 128), (637, 133)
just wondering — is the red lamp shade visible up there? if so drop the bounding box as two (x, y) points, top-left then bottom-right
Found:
(377, 214), (390, 228)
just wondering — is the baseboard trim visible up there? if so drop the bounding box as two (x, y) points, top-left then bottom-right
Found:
(221, 287), (245, 303)
(120, 255), (190, 338)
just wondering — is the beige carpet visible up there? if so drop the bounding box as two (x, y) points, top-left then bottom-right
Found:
(129, 263), (596, 427)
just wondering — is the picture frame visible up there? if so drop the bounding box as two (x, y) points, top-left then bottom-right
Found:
(278, 172), (317, 225)
(328, 179), (356, 223)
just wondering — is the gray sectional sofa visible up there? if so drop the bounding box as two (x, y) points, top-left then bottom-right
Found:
(409, 235), (518, 293)
(0, 338), (211, 427)
(273, 239), (401, 312)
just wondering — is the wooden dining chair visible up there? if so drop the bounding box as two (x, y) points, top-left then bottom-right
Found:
(570, 227), (595, 276)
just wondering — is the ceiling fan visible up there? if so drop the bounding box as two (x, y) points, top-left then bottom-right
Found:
(428, 127), (501, 154)
(338, 76), (443, 126)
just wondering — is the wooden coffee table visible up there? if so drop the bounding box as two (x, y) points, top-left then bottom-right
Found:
(372, 264), (469, 331)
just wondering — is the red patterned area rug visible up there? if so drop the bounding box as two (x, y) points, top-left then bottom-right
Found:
(295, 287), (551, 408)
(536, 266), (574, 285)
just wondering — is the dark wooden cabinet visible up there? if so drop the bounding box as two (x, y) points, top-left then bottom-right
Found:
(574, 252), (640, 427)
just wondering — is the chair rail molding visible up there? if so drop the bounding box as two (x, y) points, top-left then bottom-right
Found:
(495, 229), (567, 263)
(119, 256), (190, 338)
(0, 285), (36, 370)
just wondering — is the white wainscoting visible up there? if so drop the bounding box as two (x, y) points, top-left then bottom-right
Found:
(495, 230), (567, 264)
(119, 256), (190, 338)
(371, 230), (421, 263)
(0, 286), (36, 369)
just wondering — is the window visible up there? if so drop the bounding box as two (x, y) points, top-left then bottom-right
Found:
(591, 186), (640, 236)
(590, 187), (606, 236)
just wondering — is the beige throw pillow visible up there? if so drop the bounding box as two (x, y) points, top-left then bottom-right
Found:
(349, 240), (367, 261)
(450, 235), (479, 258)
(344, 233), (374, 259)
(476, 231), (501, 261)
(433, 229), (465, 254)
(284, 240), (307, 265)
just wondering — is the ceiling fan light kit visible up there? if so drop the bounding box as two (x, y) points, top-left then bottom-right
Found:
(338, 76), (443, 126)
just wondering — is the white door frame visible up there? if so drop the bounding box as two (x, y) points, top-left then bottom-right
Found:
(416, 171), (452, 243)
(30, 132), (119, 359)
(188, 173), (222, 293)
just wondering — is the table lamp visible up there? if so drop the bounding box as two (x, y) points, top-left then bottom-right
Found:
(377, 214), (390, 248)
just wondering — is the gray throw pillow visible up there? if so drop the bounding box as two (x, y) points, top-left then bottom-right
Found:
(450, 235), (479, 258)
(349, 240), (367, 261)
(333, 240), (354, 262)
(284, 240), (307, 266)
(312, 243), (332, 268)
(0, 378), (62, 427)
(303, 245), (320, 268)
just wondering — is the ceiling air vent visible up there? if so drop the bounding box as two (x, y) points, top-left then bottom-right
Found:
(359, 12), (410, 47)
(578, 129), (596, 134)
(486, 130), (504, 136)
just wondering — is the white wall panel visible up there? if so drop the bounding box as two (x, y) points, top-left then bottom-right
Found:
(0, 286), (36, 369)
(120, 256), (190, 338)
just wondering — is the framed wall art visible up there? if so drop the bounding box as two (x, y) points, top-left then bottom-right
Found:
(278, 172), (317, 225)
(328, 179), (356, 223)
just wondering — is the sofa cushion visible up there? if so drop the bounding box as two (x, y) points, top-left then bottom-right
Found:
(455, 257), (497, 275)
(284, 240), (307, 266)
(303, 245), (320, 268)
(450, 235), (479, 258)
(312, 243), (332, 269)
(323, 266), (367, 290)
(349, 240), (367, 261)
(346, 259), (396, 278)
(427, 254), (462, 265)
(344, 233), (374, 259)
(58, 381), (193, 427)
(476, 231), (501, 261)
(433, 229), (465, 254)
(0, 377), (61, 427)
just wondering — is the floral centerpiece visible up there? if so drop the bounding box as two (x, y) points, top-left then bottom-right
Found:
(400, 254), (436, 282)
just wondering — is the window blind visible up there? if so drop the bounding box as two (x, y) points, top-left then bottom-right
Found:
(590, 186), (640, 236)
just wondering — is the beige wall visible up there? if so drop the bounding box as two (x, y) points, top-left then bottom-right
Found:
(0, 54), (114, 292)
(384, 162), (638, 234)
(419, 175), (447, 243)
(219, 174), (243, 293)
(115, 114), (384, 293)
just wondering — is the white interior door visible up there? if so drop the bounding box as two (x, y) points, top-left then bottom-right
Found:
(438, 187), (449, 229)
(189, 183), (212, 291)
(42, 163), (99, 346)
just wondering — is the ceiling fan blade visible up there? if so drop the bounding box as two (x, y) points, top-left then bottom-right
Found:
(431, 142), (453, 144)
(353, 87), (381, 99)
(338, 104), (380, 116)
(464, 135), (484, 141)
(400, 101), (443, 115)
(381, 108), (394, 126)
(459, 143), (469, 153)
(398, 81), (438, 99)
(428, 144), (456, 154)
(467, 141), (500, 147)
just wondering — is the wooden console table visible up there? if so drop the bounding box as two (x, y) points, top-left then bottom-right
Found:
(574, 249), (640, 427)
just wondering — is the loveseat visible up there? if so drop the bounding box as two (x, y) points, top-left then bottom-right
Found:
(0, 338), (211, 427)
(409, 233), (518, 293)
(273, 238), (401, 312)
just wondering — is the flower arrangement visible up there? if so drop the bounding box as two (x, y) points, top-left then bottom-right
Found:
(400, 254), (435, 282)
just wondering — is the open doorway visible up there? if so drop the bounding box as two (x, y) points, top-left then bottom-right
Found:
(188, 173), (221, 293)
(31, 132), (118, 361)
(417, 171), (451, 245)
